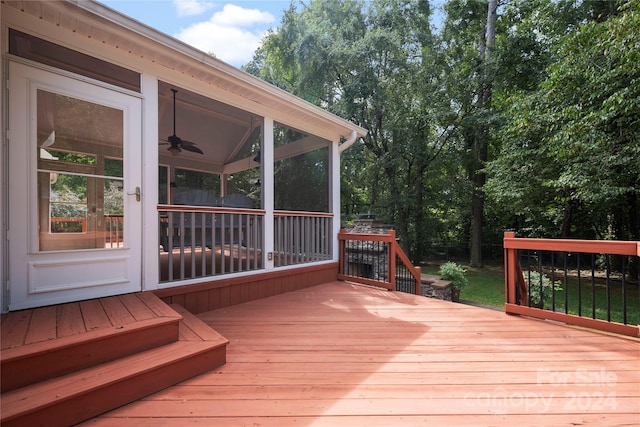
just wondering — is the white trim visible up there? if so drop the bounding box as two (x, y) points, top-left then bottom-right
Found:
(263, 117), (275, 270)
(140, 74), (159, 290)
(331, 139), (341, 261)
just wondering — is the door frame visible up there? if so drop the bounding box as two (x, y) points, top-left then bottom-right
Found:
(7, 61), (143, 310)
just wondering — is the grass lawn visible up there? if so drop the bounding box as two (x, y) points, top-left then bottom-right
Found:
(540, 276), (640, 326)
(460, 267), (505, 308)
(421, 263), (505, 309)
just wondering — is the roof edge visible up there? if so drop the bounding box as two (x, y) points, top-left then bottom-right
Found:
(74, 0), (367, 139)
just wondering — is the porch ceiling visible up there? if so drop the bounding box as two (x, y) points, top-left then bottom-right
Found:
(3, 0), (367, 143)
(157, 81), (258, 170)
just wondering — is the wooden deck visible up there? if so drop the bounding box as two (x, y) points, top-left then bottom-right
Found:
(83, 281), (640, 426)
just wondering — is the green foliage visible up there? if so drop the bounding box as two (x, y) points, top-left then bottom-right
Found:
(246, 0), (457, 262)
(524, 271), (562, 307)
(50, 184), (86, 218)
(486, 0), (640, 241)
(247, 0), (639, 263)
(438, 261), (469, 290)
(103, 184), (123, 215)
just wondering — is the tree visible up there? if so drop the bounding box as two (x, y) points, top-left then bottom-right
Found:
(246, 0), (450, 262)
(486, 0), (640, 242)
(440, 0), (498, 267)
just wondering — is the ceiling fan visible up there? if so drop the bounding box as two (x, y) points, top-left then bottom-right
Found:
(160, 89), (204, 156)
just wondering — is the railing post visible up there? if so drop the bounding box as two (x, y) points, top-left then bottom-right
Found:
(338, 229), (346, 276)
(388, 230), (396, 290)
(504, 231), (517, 306)
(415, 265), (422, 296)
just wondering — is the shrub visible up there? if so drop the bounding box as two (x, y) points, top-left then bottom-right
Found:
(438, 262), (468, 290)
(525, 271), (562, 308)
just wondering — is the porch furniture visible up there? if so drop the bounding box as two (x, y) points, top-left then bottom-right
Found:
(160, 191), (254, 252)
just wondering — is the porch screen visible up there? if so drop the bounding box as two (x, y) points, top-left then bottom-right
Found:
(36, 90), (125, 251)
(273, 123), (330, 212)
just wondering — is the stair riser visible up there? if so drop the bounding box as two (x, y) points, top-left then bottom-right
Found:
(1, 346), (226, 427)
(1, 321), (179, 392)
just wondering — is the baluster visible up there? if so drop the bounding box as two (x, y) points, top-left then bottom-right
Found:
(577, 253), (582, 317)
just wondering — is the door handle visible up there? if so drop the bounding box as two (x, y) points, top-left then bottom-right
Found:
(127, 187), (141, 202)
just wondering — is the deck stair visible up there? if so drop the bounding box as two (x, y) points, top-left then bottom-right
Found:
(0, 292), (228, 427)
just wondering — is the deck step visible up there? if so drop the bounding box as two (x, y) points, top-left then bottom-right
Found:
(0, 299), (228, 427)
(1, 293), (182, 393)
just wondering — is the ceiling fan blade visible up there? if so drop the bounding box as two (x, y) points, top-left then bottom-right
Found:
(179, 140), (204, 154)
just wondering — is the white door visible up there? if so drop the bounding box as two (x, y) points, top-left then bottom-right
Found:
(8, 62), (142, 310)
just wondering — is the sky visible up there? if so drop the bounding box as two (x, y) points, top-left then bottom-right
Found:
(100, 0), (292, 67)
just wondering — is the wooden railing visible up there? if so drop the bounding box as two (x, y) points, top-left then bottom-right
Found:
(338, 229), (421, 295)
(273, 211), (333, 267)
(504, 231), (640, 337)
(104, 214), (124, 248)
(50, 216), (123, 248)
(158, 205), (265, 283)
(50, 217), (87, 233)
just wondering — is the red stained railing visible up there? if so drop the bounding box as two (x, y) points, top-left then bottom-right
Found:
(504, 231), (640, 337)
(338, 229), (421, 295)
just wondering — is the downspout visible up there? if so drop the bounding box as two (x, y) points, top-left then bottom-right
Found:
(338, 130), (359, 154)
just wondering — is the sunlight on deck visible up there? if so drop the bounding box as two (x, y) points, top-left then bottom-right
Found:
(83, 281), (640, 426)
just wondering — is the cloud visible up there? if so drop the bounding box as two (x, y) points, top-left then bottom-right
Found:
(174, 4), (275, 66)
(173, 0), (215, 17)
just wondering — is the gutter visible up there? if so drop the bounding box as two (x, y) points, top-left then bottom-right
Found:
(338, 130), (360, 154)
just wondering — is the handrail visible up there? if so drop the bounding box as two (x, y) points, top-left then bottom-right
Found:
(504, 235), (640, 256)
(274, 210), (333, 218)
(338, 229), (421, 295)
(50, 217), (87, 232)
(158, 204), (265, 215)
(504, 231), (640, 337)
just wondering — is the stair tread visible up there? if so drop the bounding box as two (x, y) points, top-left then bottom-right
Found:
(171, 304), (227, 342)
(1, 338), (226, 419)
(1, 315), (181, 363)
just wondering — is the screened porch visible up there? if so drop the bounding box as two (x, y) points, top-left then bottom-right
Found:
(155, 82), (335, 283)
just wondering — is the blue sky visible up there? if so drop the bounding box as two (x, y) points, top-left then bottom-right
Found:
(100, 0), (292, 67)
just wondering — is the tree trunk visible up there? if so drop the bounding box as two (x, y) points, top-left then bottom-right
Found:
(469, 0), (497, 268)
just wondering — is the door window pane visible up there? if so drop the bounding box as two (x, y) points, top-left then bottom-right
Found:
(37, 90), (124, 251)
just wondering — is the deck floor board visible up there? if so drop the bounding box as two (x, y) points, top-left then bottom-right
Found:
(99, 296), (136, 326)
(80, 299), (113, 331)
(56, 302), (85, 338)
(24, 306), (56, 345)
(83, 281), (640, 426)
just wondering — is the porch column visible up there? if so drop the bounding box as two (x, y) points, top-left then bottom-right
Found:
(141, 74), (159, 289)
(263, 117), (275, 270)
(331, 139), (341, 261)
